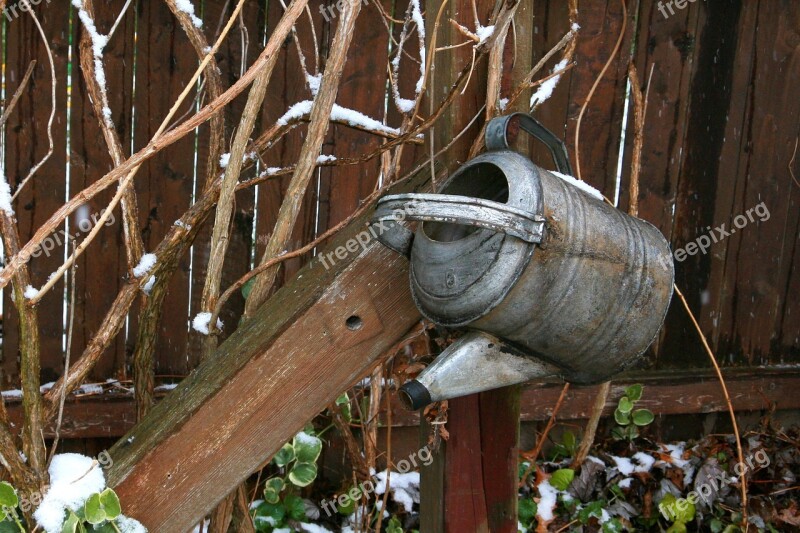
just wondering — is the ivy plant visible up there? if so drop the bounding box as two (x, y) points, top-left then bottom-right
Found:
(612, 384), (655, 440)
(252, 426), (323, 532)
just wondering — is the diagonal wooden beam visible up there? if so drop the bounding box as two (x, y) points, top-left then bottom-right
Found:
(106, 168), (434, 531)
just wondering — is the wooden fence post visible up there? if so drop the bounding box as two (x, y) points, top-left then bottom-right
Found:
(418, 0), (531, 530)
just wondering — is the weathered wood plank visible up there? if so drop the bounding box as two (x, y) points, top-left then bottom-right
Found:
(2, 0), (72, 385)
(70, 0), (134, 380)
(105, 168), (434, 531)
(389, 368), (800, 427)
(3, 367), (799, 440)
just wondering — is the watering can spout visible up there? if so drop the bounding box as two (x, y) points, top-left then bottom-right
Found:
(399, 332), (562, 410)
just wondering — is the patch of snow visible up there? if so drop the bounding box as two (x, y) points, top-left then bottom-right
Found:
(373, 470), (420, 513)
(618, 477), (633, 489)
(0, 175), (14, 215)
(79, 383), (103, 395)
(116, 515), (148, 533)
(550, 171), (604, 201)
(34, 453), (106, 533)
(133, 253), (157, 278)
(24, 285), (39, 300)
(1, 389), (23, 399)
(611, 455), (636, 476)
(498, 97), (509, 111)
(72, 1), (113, 127)
(396, 98), (415, 113)
(154, 383), (179, 392)
(633, 452), (656, 473)
(476, 24), (495, 44)
(530, 58), (569, 109)
(192, 312), (223, 335)
(174, 0), (203, 28)
(143, 275), (156, 295)
(572, 22), (581, 31)
(219, 152), (231, 168)
(587, 455), (605, 467)
(316, 154), (336, 164)
(306, 73), (322, 96)
(40, 382), (56, 393)
(536, 480), (559, 522)
(299, 524), (333, 533)
(295, 431), (318, 446)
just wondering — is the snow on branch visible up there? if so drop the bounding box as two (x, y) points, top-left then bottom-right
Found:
(390, 0), (426, 114)
(276, 100), (403, 137)
(71, 0), (113, 125)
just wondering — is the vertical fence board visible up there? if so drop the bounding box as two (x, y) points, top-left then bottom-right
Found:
(3, 1), (72, 384)
(131, 0), (199, 376)
(70, 0), (135, 381)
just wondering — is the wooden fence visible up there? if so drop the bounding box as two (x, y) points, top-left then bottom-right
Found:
(0, 0), (798, 417)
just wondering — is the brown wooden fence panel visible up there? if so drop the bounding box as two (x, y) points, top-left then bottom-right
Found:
(0, 0), (797, 414)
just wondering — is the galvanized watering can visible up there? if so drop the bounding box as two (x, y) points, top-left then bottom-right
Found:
(371, 113), (674, 410)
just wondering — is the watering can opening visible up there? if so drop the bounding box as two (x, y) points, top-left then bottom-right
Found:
(422, 162), (510, 243)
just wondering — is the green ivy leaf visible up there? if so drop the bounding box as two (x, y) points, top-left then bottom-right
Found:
(387, 516), (404, 533)
(0, 483), (18, 509)
(518, 498), (537, 524)
(283, 494), (306, 521)
(550, 469), (575, 491)
(603, 518), (624, 533)
(632, 409), (655, 426)
(666, 522), (688, 533)
(562, 431), (577, 452)
(618, 396), (633, 414)
(578, 501), (604, 524)
(709, 519), (725, 533)
(61, 512), (82, 533)
(293, 432), (323, 464)
(99, 489), (122, 520)
(84, 493), (106, 524)
(288, 462), (318, 487)
(92, 524), (118, 533)
(263, 477), (285, 504)
(338, 493), (356, 515)
(659, 493), (695, 524)
(625, 384), (643, 402)
(241, 278), (255, 300)
(252, 501), (285, 524)
(611, 426), (627, 440)
(614, 408), (631, 425)
(625, 425), (640, 440)
(335, 393), (352, 422)
(273, 443), (295, 467)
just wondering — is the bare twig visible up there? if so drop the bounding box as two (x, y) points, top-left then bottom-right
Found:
(520, 383), (570, 486)
(49, 239), (78, 465)
(674, 284), (748, 527)
(11, 7), (56, 201)
(0, 61), (36, 129)
(243, 0), (364, 317)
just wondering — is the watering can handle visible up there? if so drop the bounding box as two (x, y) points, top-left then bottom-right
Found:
(485, 113), (574, 176)
(370, 193), (546, 256)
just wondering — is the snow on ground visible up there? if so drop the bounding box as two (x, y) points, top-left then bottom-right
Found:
(34, 454), (106, 533)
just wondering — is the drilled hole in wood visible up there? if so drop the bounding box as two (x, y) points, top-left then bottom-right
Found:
(346, 315), (363, 331)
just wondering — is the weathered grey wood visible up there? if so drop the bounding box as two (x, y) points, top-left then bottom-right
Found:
(105, 168), (435, 531)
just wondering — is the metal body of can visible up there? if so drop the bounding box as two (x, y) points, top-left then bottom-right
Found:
(372, 113), (674, 408)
